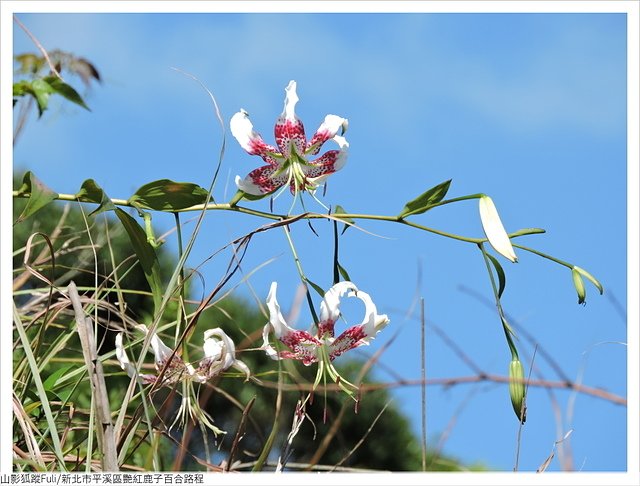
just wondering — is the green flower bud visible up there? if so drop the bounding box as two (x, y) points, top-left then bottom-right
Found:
(509, 358), (527, 423)
(571, 267), (587, 305)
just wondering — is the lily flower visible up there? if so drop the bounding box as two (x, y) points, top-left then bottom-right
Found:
(230, 80), (349, 197)
(479, 195), (518, 263)
(262, 281), (389, 396)
(115, 324), (249, 386)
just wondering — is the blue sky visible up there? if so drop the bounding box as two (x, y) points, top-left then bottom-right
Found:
(8, 8), (632, 473)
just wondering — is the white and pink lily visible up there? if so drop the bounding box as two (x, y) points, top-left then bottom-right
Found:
(230, 80), (349, 198)
(115, 324), (249, 386)
(262, 281), (389, 396)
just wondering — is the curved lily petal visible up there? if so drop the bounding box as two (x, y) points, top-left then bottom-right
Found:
(263, 281), (292, 360)
(265, 282), (295, 339)
(306, 115), (349, 155)
(479, 195), (518, 263)
(263, 282), (323, 364)
(356, 290), (390, 341)
(115, 332), (162, 384)
(275, 80), (307, 157)
(230, 109), (279, 165)
(318, 281), (358, 337)
(327, 289), (389, 360)
(200, 328), (250, 381)
(115, 333), (138, 380)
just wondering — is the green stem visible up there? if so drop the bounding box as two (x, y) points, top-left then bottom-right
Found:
(512, 243), (573, 268)
(282, 225), (319, 324)
(142, 212), (161, 248)
(478, 243), (519, 360)
(12, 191), (542, 248)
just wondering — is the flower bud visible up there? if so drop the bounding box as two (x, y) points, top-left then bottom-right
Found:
(509, 358), (527, 423)
(571, 267), (587, 305)
(479, 195), (518, 263)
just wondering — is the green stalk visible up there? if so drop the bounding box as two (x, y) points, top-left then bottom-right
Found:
(478, 243), (519, 360)
(282, 225), (319, 324)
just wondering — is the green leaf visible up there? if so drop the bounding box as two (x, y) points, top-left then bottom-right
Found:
(15, 171), (59, 224)
(334, 205), (354, 234)
(43, 76), (90, 111)
(43, 365), (74, 402)
(509, 228), (546, 238)
(305, 278), (325, 297)
(398, 179), (452, 218)
(13, 80), (31, 97)
(129, 179), (210, 211)
(573, 266), (604, 295)
(75, 178), (116, 215)
(486, 253), (507, 299)
(30, 78), (55, 117)
(337, 261), (352, 282)
(43, 366), (74, 392)
(115, 208), (164, 310)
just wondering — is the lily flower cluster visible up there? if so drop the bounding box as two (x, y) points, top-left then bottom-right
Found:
(115, 324), (249, 387)
(114, 81), (526, 428)
(231, 80), (348, 198)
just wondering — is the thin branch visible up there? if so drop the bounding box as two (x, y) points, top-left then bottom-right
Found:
(257, 373), (627, 406)
(420, 298), (427, 472)
(13, 15), (63, 80)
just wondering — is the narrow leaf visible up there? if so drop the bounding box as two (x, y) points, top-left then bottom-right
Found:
(75, 178), (116, 215)
(305, 278), (325, 297)
(398, 179), (452, 218)
(334, 205), (354, 234)
(15, 171), (59, 224)
(487, 253), (507, 299)
(337, 262), (352, 282)
(129, 179), (210, 211)
(115, 208), (163, 310)
(509, 228), (546, 238)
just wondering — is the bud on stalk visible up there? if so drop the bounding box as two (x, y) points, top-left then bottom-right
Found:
(509, 358), (527, 423)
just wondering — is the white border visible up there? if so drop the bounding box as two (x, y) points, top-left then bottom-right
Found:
(1, 1), (637, 484)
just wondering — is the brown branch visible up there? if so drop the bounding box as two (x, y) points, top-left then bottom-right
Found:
(67, 281), (119, 471)
(257, 374), (626, 407)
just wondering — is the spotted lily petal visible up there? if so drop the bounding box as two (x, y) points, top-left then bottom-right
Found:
(479, 195), (518, 263)
(274, 80), (307, 158)
(306, 114), (349, 155)
(235, 166), (289, 196)
(301, 135), (349, 192)
(263, 282), (322, 364)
